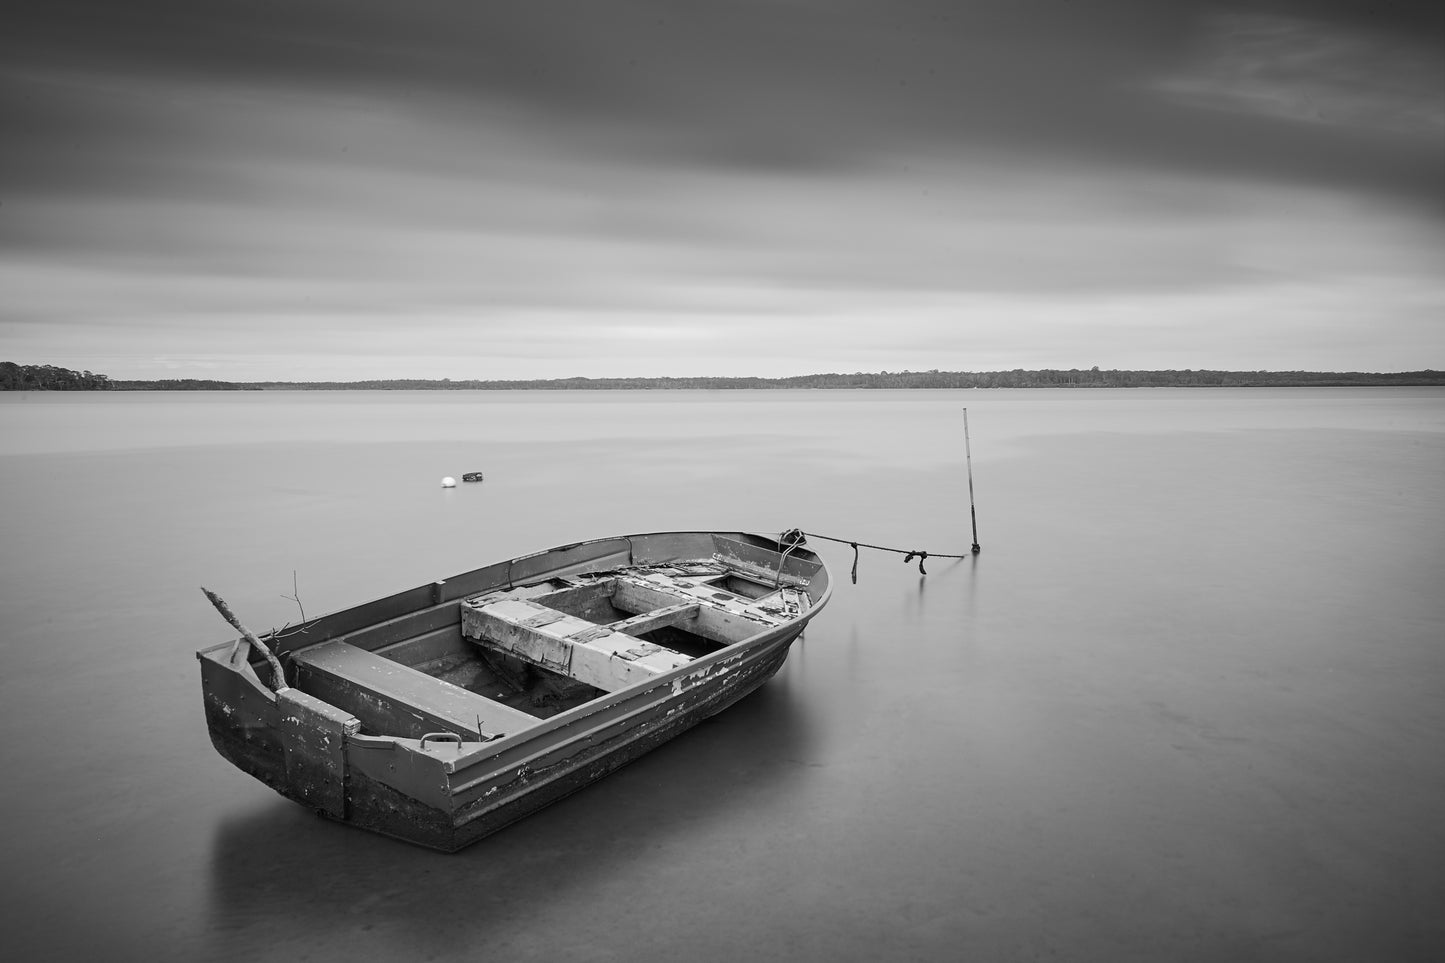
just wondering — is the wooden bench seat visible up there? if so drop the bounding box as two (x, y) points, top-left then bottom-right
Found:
(460, 595), (697, 693)
(291, 640), (537, 741)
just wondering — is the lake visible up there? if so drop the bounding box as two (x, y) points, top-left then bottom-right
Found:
(1, 388), (1442, 961)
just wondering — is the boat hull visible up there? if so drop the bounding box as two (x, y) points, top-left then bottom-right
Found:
(197, 531), (830, 851)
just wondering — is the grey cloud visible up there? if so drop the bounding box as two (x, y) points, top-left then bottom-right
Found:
(1155, 12), (1445, 135)
(6, 1), (1441, 202)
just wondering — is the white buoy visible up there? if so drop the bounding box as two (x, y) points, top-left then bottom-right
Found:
(441, 476), (456, 488)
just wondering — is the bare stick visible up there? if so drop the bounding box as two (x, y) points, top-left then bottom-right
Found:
(280, 570), (306, 624)
(201, 586), (289, 692)
(964, 408), (981, 555)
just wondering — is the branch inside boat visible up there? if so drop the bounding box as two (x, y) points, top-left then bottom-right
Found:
(200, 586), (288, 692)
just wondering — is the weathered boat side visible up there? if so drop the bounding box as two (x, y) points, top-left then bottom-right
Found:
(338, 630), (800, 850)
(197, 531), (831, 850)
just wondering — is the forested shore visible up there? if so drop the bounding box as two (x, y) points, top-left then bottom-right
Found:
(4, 361), (1442, 391)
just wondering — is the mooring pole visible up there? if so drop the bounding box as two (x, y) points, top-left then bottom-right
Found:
(963, 408), (981, 554)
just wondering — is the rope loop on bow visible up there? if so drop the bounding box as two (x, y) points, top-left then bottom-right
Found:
(778, 528), (808, 550)
(773, 529), (807, 588)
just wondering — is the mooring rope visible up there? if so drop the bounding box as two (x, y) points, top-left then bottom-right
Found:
(800, 532), (974, 583)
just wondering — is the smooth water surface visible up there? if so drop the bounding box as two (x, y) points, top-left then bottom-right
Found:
(1, 388), (1442, 961)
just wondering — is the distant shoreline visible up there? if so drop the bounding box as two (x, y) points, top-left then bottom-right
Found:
(3, 362), (1443, 391)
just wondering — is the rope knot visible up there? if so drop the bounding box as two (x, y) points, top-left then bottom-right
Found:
(778, 528), (808, 550)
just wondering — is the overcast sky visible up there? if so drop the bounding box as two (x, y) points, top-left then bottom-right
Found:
(3, 0), (1442, 381)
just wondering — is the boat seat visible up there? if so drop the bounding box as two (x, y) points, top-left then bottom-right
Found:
(290, 640), (536, 741)
(460, 596), (696, 693)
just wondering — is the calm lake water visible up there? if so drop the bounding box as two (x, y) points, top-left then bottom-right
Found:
(2, 388), (1442, 962)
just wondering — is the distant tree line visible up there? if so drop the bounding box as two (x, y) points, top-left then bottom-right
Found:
(0, 362), (114, 390)
(204, 367), (1445, 389)
(109, 378), (255, 390)
(4, 361), (1442, 391)
(0, 363), (253, 390)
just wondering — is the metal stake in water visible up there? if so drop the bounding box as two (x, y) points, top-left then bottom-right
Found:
(964, 408), (981, 555)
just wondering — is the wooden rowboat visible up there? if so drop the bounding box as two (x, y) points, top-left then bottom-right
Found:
(196, 531), (832, 851)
